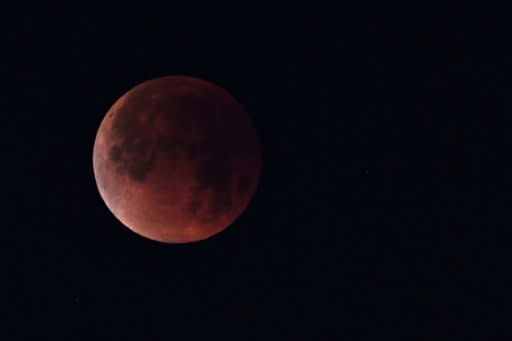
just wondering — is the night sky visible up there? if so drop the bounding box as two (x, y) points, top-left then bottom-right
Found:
(4, 2), (507, 339)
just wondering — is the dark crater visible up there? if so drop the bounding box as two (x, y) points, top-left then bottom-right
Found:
(109, 90), (159, 182)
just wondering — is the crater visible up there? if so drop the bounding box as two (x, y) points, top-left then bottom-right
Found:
(109, 145), (123, 162)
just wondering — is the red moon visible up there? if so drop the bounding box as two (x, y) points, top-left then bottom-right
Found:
(92, 76), (261, 243)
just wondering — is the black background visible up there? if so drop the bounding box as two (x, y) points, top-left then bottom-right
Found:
(3, 2), (508, 339)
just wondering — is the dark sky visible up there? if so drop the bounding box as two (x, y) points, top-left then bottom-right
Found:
(3, 2), (507, 339)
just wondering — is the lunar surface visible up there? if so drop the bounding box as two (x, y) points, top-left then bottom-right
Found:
(92, 76), (261, 243)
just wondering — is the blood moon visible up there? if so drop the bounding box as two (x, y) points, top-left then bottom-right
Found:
(92, 76), (261, 243)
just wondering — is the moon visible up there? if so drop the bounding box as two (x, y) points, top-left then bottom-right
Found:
(92, 76), (261, 243)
